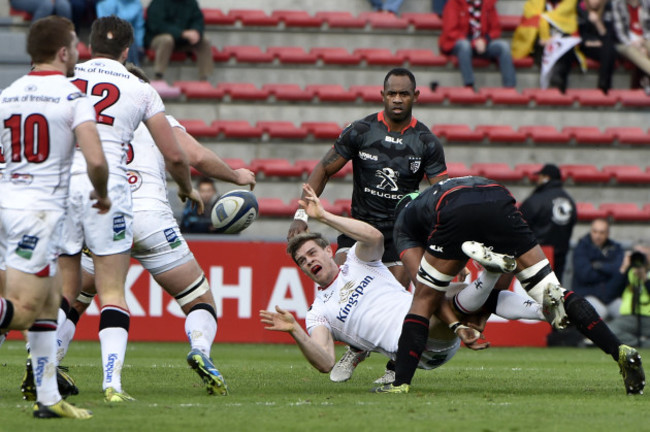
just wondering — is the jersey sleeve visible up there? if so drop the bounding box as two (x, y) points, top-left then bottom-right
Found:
(333, 121), (365, 160)
(421, 133), (447, 179)
(305, 303), (330, 334)
(166, 115), (185, 131)
(68, 90), (97, 131)
(142, 84), (166, 121)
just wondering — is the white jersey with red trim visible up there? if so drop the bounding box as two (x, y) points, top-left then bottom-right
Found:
(127, 115), (184, 212)
(0, 71), (96, 210)
(70, 58), (165, 176)
(305, 244), (412, 358)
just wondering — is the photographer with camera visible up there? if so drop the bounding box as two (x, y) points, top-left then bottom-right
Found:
(609, 247), (650, 348)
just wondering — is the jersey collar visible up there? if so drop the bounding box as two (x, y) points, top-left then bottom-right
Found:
(28, 70), (65, 76)
(318, 268), (341, 291)
(377, 111), (417, 134)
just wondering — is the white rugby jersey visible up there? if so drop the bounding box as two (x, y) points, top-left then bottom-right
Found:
(0, 71), (96, 210)
(70, 58), (165, 175)
(127, 116), (184, 212)
(305, 244), (412, 358)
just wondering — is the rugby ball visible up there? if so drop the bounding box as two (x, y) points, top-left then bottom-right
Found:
(211, 189), (258, 234)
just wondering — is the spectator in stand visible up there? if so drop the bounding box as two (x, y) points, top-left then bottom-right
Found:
(577, 0), (619, 93)
(609, 246), (650, 347)
(145, 0), (214, 81)
(439, 0), (516, 91)
(181, 177), (220, 234)
(10, 0), (72, 21)
(519, 164), (576, 284)
(612, 0), (650, 93)
(511, 0), (586, 92)
(69, 0), (96, 33)
(572, 218), (626, 321)
(368, 0), (405, 14)
(96, 0), (145, 65)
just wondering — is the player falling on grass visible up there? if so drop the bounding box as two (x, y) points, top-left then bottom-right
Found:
(261, 184), (544, 381)
(0, 16), (110, 419)
(49, 65), (256, 396)
(287, 67), (448, 383)
(50, 16), (200, 403)
(376, 176), (645, 394)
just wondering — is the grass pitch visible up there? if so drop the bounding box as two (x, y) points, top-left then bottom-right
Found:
(0, 340), (647, 432)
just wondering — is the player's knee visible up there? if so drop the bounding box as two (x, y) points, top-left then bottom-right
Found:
(515, 259), (560, 302)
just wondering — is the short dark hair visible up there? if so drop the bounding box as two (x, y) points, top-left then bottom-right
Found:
(384, 68), (416, 91)
(27, 16), (75, 64)
(126, 63), (149, 83)
(197, 177), (216, 188)
(287, 232), (330, 264)
(90, 16), (134, 60)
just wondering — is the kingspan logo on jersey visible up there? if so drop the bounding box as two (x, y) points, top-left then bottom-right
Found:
(336, 275), (374, 323)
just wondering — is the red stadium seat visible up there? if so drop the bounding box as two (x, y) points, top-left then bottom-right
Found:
(262, 83), (314, 101)
(222, 45), (273, 63)
(310, 47), (362, 65)
(446, 162), (475, 178)
(471, 163), (523, 181)
(305, 84), (357, 102)
(480, 87), (530, 105)
(77, 42), (91, 60)
(498, 15), (521, 31)
(396, 49), (448, 66)
(202, 9), (236, 25)
(513, 57), (535, 68)
(565, 89), (617, 107)
(149, 80), (182, 99)
(350, 85), (384, 102)
(221, 158), (247, 170)
(294, 159), (319, 175)
(599, 203), (650, 222)
(431, 124), (484, 142)
(256, 121), (309, 139)
(523, 88), (574, 106)
(301, 122), (343, 140)
(257, 198), (293, 217)
(9, 6), (32, 20)
(561, 126), (615, 145)
(249, 158), (303, 177)
(314, 11), (366, 28)
(602, 165), (650, 184)
(211, 120), (263, 138)
(290, 198), (343, 215)
(514, 163), (544, 181)
(227, 9), (279, 26)
(334, 199), (352, 216)
(605, 127), (649, 145)
(271, 10), (323, 27)
(475, 125), (527, 143)
(266, 46), (317, 64)
(561, 164), (611, 183)
(416, 87), (445, 103)
(211, 46), (230, 62)
(441, 87), (488, 104)
(177, 119), (219, 138)
(518, 126), (570, 144)
(353, 48), (404, 66)
(174, 81), (224, 99)
(576, 202), (608, 221)
(610, 89), (650, 107)
(216, 82), (269, 100)
(401, 12), (443, 29)
(358, 11), (409, 29)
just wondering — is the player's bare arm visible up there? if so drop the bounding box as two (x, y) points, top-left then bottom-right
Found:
(145, 113), (203, 213)
(287, 148), (348, 239)
(74, 120), (111, 213)
(260, 306), (336, 372)
(173, 127), (256, 190)
(300, 184), (383, 262)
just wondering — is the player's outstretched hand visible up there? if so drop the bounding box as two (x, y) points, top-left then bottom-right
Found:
(234, 168), (256, 190)
(260, 305), (296, 333)
(298, 184), (326, 220)
(456, 325), (490, 351)
(287, 219), (308, 241)
(179, 188), (204, 214)
(90, 190), (111, 214)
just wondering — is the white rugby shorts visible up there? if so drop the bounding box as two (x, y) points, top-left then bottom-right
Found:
(60, 172), (133, 256)
(0, 208), (65, 276)
(82, 208), (192, 276)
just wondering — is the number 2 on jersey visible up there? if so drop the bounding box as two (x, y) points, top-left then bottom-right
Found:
(1, 114), (50, 163)
(71, 78), (120, 126)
